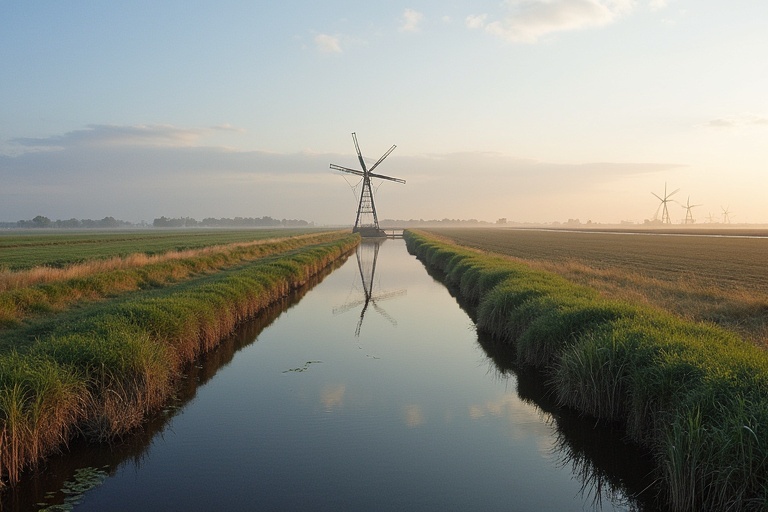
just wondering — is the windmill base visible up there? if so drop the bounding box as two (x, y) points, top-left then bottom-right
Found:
(354, 226), (388, 238)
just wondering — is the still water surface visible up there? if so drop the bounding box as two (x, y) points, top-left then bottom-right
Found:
(17, 239), (658, 511)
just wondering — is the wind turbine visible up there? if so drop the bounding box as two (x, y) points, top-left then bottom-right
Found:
(652, 183), (680, 224)
(330, 133), (405, 237)
(721, 206), (732, 224)
(681, 196), (702, 224)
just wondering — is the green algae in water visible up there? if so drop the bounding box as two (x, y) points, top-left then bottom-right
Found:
(37, 466), (109, 511)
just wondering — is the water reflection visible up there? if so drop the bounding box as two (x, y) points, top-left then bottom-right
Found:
(478, 332), (660, 510)
(332, 239), (406, 336)
(424, 259), (662, 511)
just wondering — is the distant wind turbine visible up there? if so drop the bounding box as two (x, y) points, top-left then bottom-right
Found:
(652, 183), (679, 224)
(681, 196), (702, 224)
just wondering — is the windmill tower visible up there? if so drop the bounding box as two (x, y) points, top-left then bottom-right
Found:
(721, 206), (732, 224)
(706, 212), (717, 224)
(330, 133), (405, 237)
(332, 240), (406, 336)
(652, 183), (679, 224)
(681, 196), (702, 224)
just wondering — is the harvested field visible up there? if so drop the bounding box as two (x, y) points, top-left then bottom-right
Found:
(425, 227), (768, 347)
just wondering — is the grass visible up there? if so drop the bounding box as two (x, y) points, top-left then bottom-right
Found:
(0, 231), (359, 487)
(0, 228), (322, 271)
(405, 229), (768, 512)
(0, 231), (343, 329)
(424, 227), (768, 348)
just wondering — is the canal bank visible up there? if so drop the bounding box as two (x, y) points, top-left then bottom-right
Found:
(404, 229), (768, 512)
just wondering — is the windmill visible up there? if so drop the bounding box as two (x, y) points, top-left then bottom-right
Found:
(652, 183), (679, 224)
(330, 133), (405, 237)
(706, 212), (717, 224)
(681, 196), (702, 224)
(721, 206), (732, 224)
(332, 240), (406, 336)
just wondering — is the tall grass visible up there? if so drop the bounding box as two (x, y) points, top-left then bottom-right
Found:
(0, 232), (344, 329)
(0, 233), (358, 487)
(405, 229), (768, 511)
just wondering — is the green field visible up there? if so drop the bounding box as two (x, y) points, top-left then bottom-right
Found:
(0, 228), (322, 270)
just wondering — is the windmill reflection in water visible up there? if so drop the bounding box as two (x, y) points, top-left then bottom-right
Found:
(333, 239), (406, 336)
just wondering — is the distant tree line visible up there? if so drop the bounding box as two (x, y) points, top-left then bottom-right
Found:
(0, 215), (136, 229)
(0, 215), (313, 229)
(152, 216), (313, 228)
(379, 218), (494, 227)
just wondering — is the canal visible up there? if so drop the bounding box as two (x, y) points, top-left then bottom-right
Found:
(10, 238), (659, 511)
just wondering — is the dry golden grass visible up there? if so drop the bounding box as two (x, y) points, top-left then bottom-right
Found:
(426, 228), (768, 348)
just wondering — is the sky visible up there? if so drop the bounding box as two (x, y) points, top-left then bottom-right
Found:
(1, 1), (767, 226)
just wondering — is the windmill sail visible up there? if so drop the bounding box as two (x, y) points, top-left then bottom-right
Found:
(331, 133), (405, 237)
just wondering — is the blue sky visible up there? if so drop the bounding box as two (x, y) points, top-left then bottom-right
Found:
(2, 1), (767, 225)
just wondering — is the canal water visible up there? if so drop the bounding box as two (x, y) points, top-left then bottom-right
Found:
(9, 239), (659, 511)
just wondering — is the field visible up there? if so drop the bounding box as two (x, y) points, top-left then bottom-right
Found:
(0, 228), (358, 486)
(0, 228), (322, 270)
(424, 227), (768, 348)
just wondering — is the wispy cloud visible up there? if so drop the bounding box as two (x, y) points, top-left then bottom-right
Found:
(707, 115), (768, 129)
(400, 8), (424, 32)
(467, 0), (665, 43)
(12, 124), (205, 151)
(314, 33), (342, 54)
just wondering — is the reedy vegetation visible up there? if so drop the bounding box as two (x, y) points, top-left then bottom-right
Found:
(405, 229), (768, 512)
(0, 232), (359, 487)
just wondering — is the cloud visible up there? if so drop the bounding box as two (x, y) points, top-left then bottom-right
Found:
(314, 33), (342, 54)
(399, 8), (424, 32)
(707, 115), (768, 129)
(0, 125), (685, 224)
(467, 0), (637, 43)
(12, 124), (205, 152)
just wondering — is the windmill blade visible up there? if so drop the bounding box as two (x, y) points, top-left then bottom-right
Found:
(351, 132), (368, 173)
(330, 164), (365, 177)
(370, 289), (407, 302)
(371, 302), (398, 327)
(332, 298), (367, 315)
(368, 171), (406, 184)
(651, 192), (664, 202)
(667, 188), (680, 199)
(368, 145), (397, 173)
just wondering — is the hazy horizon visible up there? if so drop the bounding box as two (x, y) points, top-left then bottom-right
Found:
(2, 2), (766, 225)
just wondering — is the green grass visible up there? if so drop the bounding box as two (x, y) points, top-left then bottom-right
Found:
(405, 229), (768, 512)
(0, 228), (323, 270)
(0, 231), (344, 329)
(0, 232), (359, 487)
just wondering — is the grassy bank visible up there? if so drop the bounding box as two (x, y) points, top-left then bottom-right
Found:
(425, 227), (768, 347)
(0, 231), (346, 329)
(405, 229), (768, 511)
(0, 232), (359, 487)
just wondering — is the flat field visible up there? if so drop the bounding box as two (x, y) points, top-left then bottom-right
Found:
(424, 227), (768, 347)
(0, 228), (321, 270)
